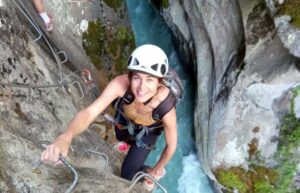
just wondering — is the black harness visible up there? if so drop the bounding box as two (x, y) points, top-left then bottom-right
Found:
(114, 89), (176, 149)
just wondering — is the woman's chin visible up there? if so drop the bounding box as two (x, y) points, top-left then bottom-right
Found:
(135, 95), (151, 103)
(135, 97), (147, 103)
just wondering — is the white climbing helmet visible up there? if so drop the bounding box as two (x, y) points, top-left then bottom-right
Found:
(127, 44), (169, 78)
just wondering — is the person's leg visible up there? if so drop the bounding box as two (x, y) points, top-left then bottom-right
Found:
(32, 0), (53, 31)
(120, 144), (151, 180)
(32, 0), (45, 13)
(120, 132), (159, 180)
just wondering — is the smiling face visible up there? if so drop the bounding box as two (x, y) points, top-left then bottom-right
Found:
(130, 72), (160, 103)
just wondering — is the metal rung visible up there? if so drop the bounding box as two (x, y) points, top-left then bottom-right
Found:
(32, 155), (78, 193)
(59, 155), (79, 193)
(57, 51), (68, 64)
(125, 171), (167, 193)
(90, 122), (105, 137)
(13, 0), (64, 83)
(81, 149), (109, 169)
(66, 81), (85, 101)
(13, 0), (42, 42)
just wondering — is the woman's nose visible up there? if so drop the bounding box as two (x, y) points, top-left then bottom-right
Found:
(138, 79), (147, 91)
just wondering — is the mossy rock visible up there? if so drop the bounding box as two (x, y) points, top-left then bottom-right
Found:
(216, 167), (248, 193)
(215, 166), (278, 193)
(216, 86), (300, 193)
(277, 0), (300, 28)
(82, 20), (135, 79)
(103, 0), (122, 10)
(150, 0), (169, 10)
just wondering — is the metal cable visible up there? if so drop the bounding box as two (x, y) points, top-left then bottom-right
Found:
(12, 0), (42, 42)
(14, 0), (63, 83)
(7, 0), (86, 101)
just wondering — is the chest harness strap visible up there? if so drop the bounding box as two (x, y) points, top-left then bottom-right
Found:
(114, 90), (176, 149)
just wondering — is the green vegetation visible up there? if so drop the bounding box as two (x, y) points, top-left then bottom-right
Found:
(216, 168), (247, 193)
(150, 0), (169, 10)
(274, 86), (300, 193)
(103, 0), (122, 10)
(216, 86), (300, 192)
(82, 20), (135, 78)
(278, 0), (300, 27)
(82, 21), (103, 69)
(162, 0), (169, 8)
(215, 166), (278, 193)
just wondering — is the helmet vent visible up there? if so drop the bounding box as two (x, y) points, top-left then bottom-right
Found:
(151, 63), (158, 71)
(127, 56), (132, 66)
(160, 64), (167, 75)
(133, 58), (139, 66)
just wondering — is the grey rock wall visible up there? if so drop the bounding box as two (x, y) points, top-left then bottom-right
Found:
(266, 0), (300, 58)
(160, 0), (245, 181)
(0, 0), (147, 192)
(158, 0), (300, 186)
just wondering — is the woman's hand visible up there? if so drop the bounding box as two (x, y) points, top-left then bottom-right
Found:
(146, 167), (164, 180)
(41, 134), (72, 165)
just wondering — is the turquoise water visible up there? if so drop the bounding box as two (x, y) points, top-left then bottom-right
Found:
(124, 1), (214, 193)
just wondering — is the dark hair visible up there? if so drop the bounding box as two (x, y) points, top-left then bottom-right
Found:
(127, 71), (163, 82)
(128, 71), (134, 81)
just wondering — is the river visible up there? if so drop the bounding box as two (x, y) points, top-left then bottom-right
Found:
(124, 1), (215, 193)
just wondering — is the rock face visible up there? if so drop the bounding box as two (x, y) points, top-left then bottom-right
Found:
(158, 0), (300, 190)
(0, 0), (145, 192)
(20, 0), (134, 87)
(160, 0), (245, 181)
(266, 0), (300, 58)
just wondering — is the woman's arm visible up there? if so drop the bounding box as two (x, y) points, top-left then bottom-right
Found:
(148, 107), (177, 176)
(41, 75), (129, 163)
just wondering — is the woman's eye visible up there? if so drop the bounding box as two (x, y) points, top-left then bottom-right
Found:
(146, 78), (154, 83)
(132, 76), (140, 80)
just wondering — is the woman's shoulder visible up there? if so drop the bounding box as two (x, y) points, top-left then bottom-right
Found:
(114, 74), (130, 83)
(157, 85), (170, 99)
(148, 85), (170, 109)
(109, 74), (130, 97)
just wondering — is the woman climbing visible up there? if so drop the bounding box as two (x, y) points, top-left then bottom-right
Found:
(41, 44), (178, 191)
